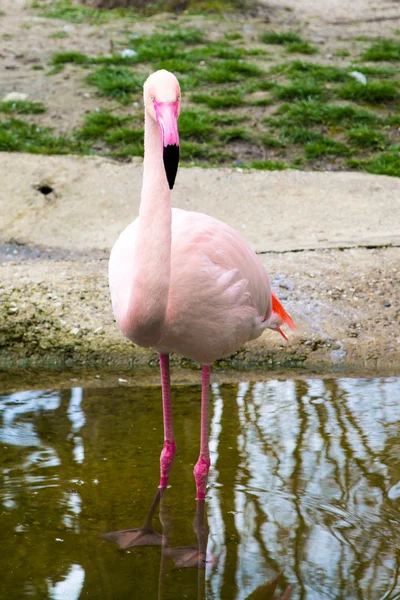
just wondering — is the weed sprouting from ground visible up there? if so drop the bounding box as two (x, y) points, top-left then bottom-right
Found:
(0, 101), (46, 114)
(362, 39), (400, 61)
(85, 67), (143, 103)
(338, 81), (398, 104)
(260, 31), (303, 45)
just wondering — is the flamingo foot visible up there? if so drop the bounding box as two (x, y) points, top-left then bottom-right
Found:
(102, 526), (165, 550)
(163, 546), (207, 569)
(159, 439), (177, 488)
(193, 455), (211, 500)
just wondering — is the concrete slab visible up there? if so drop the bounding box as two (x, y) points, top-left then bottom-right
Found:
(1, 153), (399, 254)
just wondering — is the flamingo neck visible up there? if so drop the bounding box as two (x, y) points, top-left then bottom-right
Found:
(130, 111), (171, 346)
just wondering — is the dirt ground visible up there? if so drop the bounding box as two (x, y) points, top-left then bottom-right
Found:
(1, 0), (400, 378)
(1, 0), (400, 135)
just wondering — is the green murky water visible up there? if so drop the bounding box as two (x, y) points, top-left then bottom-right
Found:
(1, 377), (400, 599)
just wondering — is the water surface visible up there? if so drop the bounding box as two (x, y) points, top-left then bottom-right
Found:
(1, 377), (400, 599)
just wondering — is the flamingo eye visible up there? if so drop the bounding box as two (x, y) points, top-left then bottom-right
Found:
(150, 95), (155, 101)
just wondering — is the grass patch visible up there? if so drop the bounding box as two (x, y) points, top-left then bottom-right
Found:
(77, 109), (132, 139)
(349, 152), (400, 176)
(49, 31), (69, 39)
(155, 58), (197, 74)
(250, 160), (287, 170)
(37, 0), (135, 23)
(272, 100), (380, 127)
(178, 109), (214, 142)
(281, 61), (349, 82)
(362, 39), (400, 61)
(0, 117), (85, 154)
(261, 31), (302, 45)
(338, 81), (398, 104)
(357, 65), (397, 77)
(51, 51), (89, 66)
(285, 41), (318, 55)
(260, 134), (286, 148)
(86, 66), (143, 103)
(305, 137), (350, 158)
(192, 90), (244, 108)
(225, 32), (243, 40)
(347, 127), (387, 149)
(104, 128), (143, 144)
(274, 79), (326, 101)
(218, 127), (252, 143)
(279, 127), (323, 144)
(0, 100), (46, 114)
(201, 59), (262, 84)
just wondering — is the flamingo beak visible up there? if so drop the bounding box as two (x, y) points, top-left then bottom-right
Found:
(154, 100), (180, 190)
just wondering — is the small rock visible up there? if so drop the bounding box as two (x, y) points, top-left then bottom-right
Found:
(120, 48), (138, 58)
(118, 378), (128, 383)
(349, 71), (367, 85)
(384, 302), (391, 307)
(3, 91), (28, 101)
(70, 327), (80, 335)
(83, 92), (91, 99)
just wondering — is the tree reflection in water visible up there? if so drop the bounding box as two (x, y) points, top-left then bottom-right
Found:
(0, 377), (400, 599)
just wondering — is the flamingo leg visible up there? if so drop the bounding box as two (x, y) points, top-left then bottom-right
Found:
(194, 365), (211, 500)
(159, 353), (177, 489)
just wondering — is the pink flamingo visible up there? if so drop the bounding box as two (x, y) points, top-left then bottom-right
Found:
(109, 70), (295, 503)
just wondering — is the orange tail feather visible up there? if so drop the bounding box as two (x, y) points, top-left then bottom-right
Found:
(271, 293), (296, 331)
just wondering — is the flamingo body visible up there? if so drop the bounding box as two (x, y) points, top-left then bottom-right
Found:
(109, 207), (271, 365)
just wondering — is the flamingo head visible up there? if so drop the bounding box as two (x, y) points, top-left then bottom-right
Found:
(144, 70), (180, 190)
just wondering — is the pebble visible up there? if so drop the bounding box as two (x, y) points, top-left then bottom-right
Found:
(3, 91), (28, 101)
(384, 302), (391, 307)
(70, 327), (80, 335)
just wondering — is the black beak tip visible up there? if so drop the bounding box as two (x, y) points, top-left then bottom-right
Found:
(163, 144), (180, 190)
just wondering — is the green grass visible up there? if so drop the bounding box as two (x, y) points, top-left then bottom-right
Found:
(192, 90), (245, 108)
(86, 66), (143, 103)
(37, 0), (136, 23)
(349, 152), (400, 176)
(276, 61), (349, 82)
(218, 127), (252, 143)
(225, 32), (243, 41)
(250, 160), (287, 170)
(51, 52), (89, 66)
(272, 100), (380, 127)
(0, 117), (86, 154)
(260, 134), (286, 148)
(362, 39), (400, 61)
(305, 137), (350, 158)
(155, 58), (197, 74)
(49, 31), (69, 39)
(76, 110), (132, 139)
(178, 109), (214, 142)
(0, 100), (46, 114)
(201, 59), (262, 84)
(357, 65), (396, 77)
(273, 80), (326, 101)
(261, 31), (303, 45)
(279, 127), (323, 144)
(104, 128), (143, 144)
(285, 41), (318, 55)
(338, 81), (398, 104)
(347, 127), (387, 149)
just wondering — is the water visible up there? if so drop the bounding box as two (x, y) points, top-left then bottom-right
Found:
(1, 377), (400, 600)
